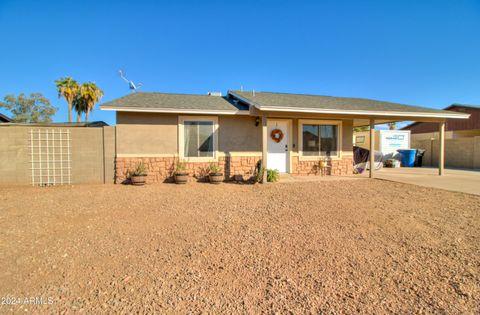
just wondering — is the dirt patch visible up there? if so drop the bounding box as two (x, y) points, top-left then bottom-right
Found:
(0, 180), (479, 314)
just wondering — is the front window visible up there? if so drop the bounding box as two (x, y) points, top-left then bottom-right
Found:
(179, 116), (218, 160)
(184, 121), (214, 157)
(302, 124), (320, 156)
(300, 120), (341, 158)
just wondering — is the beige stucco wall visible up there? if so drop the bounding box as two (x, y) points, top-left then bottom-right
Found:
(0, 125), (115, 185)
(116, 112), (178, 155)
(353, 130), (382, 151)
(341, 119), (354, 152)
(116, 112), (354, 157)
(116, 113), (262, 155)
(218, 116), (262, 153)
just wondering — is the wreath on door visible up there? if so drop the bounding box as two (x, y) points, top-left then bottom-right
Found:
(270, 128), (284, 143)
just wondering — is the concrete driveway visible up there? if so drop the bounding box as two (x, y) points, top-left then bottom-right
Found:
(370, 167), (480, 195)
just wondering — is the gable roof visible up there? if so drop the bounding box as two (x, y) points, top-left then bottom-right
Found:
(100, 92), (249, 114)
(228, 91), (469, 119)
(401, 103), (480, 130)
(444, 103), (480, 110)
(0, 112), (12, 123)
(100, 90), (470, 120)
(0, 121), (109, 127)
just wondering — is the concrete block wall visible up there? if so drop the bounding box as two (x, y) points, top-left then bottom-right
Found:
(0, 126), (31, 184)
(411, 136), (480, 169)
(474, 136), (480, 169)
(0, 126), (116, 185)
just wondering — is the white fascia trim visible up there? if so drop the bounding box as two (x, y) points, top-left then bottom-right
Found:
(227, 92), (469, 119)
(254, 105), (470, 119)
(100, 106), (250, 115)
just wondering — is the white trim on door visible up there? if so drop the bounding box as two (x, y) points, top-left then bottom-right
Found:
(267, 119), (292, 173)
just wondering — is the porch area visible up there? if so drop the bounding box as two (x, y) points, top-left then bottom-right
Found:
(259, 115), (450, 182)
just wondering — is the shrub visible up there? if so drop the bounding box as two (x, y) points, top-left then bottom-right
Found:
(267, 169), (279, 182)
(175, 161), (187, 174)
(131, 162), (147, 176)
(208, 163), (222, 174)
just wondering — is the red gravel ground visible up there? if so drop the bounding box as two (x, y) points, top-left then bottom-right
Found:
(0, 180), (479, 314)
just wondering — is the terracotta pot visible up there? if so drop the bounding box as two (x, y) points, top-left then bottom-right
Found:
(175, 173), (189, 184)
(131, 175), (146, 186)
(209, 173), (223, 184)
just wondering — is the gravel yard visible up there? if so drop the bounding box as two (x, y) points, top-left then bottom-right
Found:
(0, 180), (479, 314)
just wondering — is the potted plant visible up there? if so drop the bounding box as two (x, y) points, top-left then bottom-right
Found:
(318, 157), (331, 176)
(208, 163), (223, 184)
(174, 161), (189, 184)
(130, 162), (147, 186)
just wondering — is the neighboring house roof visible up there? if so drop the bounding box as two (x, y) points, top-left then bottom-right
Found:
(228, 91), (469, 119)
(0, 112), (12, 123)
(443, 103), (480, 110)
(100, 92), (249, 114)
(81, 121), (109, 127)
(0, 121), (109, 127)
(402, 103), (480, 132)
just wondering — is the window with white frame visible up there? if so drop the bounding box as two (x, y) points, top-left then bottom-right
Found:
(299, 120), (341, 158)
(179, 116), (218, 160)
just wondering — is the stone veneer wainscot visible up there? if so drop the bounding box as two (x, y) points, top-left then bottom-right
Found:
(115, 156), (261, 184)
(291, 156), (354, 176)
(116, 155), (354, 183)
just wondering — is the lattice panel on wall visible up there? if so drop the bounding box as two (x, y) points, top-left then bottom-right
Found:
(29, 129), (71, 186)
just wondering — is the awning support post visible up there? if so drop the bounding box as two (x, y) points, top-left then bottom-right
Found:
(262, 115), (268, 183)
(369, 119), (375, 179)
(439, 121), (445, 176)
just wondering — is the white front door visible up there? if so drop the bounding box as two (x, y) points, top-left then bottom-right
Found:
(267, 120), (289, 173)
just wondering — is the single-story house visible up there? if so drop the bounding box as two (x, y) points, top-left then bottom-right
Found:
(402, 104), (480, 140)
(100, 91), (469, 183)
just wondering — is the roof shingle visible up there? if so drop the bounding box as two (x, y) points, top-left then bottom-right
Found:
(100, 92), (247, 112)
(229, 91), (455, 115)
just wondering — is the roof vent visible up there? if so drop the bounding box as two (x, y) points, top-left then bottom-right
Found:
(207, 92), (222, 97)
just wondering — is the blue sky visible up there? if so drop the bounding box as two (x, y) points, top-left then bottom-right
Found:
(0, 0), (479, 126)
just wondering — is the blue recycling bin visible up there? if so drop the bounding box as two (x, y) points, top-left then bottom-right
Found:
(397, 149), (417, 167)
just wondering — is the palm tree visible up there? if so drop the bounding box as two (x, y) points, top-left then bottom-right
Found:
(55, 77), (79, 123)
(79, 82), (104, 122)
(72, 94), (87, 122)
